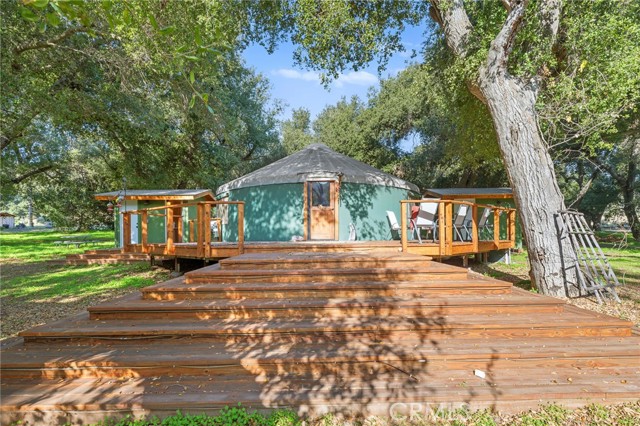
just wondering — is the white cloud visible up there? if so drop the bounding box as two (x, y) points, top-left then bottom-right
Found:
(334, 71), (378, 88)
(272, 68), (321, 83)
(272, 68), (378, 88)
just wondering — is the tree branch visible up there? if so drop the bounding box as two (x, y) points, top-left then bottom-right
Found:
(428, 0), (474, 58)
(485, 0), (528, 74)
(13, 27), (91, 56)
(10, 165), (55, 184)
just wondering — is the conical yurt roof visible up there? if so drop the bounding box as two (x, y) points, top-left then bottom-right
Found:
(217, 143), (419, 194)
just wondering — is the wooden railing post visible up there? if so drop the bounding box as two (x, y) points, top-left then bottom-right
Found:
(238, 202), (245, 254)
(445, 201), (453, 256)
(196, 203), (204, 258)
(189, 220), (195, 243)
(141, 210), (148, 253)
(166, 202), (174, 255)
(508, 209), (517, 245)
(204, 203), (212, 258)
(472, 203), (479, 253)
(176, 207), (183, 244)
(123, 212), (131, 251)
(400, 201), (407, 253)
(438, 200), (446, 256)
(494, 208), (501, 246)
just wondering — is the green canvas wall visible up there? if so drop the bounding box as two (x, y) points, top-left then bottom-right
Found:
(224, 183), (304, 242)
(338, 183), (408, 241)
(224, 182), (410, 242)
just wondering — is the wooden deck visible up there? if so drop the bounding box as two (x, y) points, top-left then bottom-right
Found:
(120, 199), (517, 260)
(1, 251), (638, 424)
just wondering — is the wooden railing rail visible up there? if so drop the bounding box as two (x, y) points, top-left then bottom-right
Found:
(399, 199), (516, 256)
(121, 201), (245, 257)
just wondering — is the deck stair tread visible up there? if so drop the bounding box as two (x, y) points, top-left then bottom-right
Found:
(19, 308), (633, 340)
(219, 251), (430, 270)
(90, 292), (563, 312)
(2, 367), (639, 416)
(2, 250), (640, 422)
(144, 278), (510, 293)
(3, 336), (639, 370)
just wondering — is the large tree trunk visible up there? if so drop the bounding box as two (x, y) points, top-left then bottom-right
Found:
(478, 72), (579, 297)
(431, 0), (579, 297)
(621, 158), (639, 241)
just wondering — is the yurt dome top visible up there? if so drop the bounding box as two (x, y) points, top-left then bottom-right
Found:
(217, 143), (419, 194)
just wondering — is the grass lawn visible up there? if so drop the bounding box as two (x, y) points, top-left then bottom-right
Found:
(470, 231), (640, 325)
(0, 229), (170, 339)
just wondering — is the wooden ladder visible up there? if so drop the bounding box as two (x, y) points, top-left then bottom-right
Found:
(558, 210), (621, 304)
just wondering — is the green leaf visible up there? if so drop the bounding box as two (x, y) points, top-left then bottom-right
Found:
(202, 93), (209, 103)
(20, 7), (39, 22)
(123, 8), (132, 25)
(207, 105), (215, 114)
(101, 0), (113, 10)
(46, 12), (60, 26)
(189, 71), (195, 84)
(149, 14), (158, 30)
(194, 26), (202, 46)
(32, 0), (49, 9)
(184, 55), (199, 61)
(189, 95), (196, 109)
(159, 26), (175, 35)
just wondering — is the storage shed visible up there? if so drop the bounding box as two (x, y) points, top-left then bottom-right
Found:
(424, 187), (523, 249)
(0, 213), (16, 228)
(94, 189), (215, 248)
(216, 144), (420, 242)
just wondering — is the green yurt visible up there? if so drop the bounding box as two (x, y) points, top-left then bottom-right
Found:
(216, 144), (419, 242)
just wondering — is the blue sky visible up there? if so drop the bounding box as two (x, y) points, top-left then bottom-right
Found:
(241, 24), (429, 122)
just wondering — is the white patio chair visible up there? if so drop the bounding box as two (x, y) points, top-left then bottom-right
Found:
(413, 201), (439, 242)
(478, 207), (493, 239)
(453, 204), (471, 241)
(387, 210), (418, 242)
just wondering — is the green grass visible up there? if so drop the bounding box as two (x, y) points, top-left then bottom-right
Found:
(597, 232), (640, 287)
(1, 262), (161, 300)
(86, 402), (640, 426)
(0, 229), (115, 262)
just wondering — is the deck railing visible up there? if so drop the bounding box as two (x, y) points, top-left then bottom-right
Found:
(122, 201), (245, 257)
(399, 199), (517, 256)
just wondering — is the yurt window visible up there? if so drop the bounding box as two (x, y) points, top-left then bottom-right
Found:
(311, 182), (331, 207)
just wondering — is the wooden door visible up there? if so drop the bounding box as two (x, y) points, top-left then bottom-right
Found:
(307, 181), (336, 240)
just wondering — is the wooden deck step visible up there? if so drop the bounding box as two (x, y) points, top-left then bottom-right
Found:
(89, 291), (564, 320)
(2, 365), (638, 424)
(143, 277), (512, 300)
(3, 335), (638, 380)
(184, 263), (469, 285)
(19, 307), (633, 343)
(218, 252), (431, 271)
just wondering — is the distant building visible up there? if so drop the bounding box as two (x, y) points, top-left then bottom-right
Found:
(0, 212), (16, 228)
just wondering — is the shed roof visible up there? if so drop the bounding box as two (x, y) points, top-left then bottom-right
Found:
(0, 212), (15, 217)
(94, 189), (214, 201)
(217, 144), (419, 193)
(424, 187), (513, 199)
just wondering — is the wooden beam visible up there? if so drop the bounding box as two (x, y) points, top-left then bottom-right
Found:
(196, 204), (204, 258)
(509, 209), (517, 244)
(471, 203), (479, 253)
(494, 209), (501, 244)
(189, 220), (195, 243)
(302, 183), (308, 241)
(165, 202), (174, 255)
(141, 210), (148, 253)
(445, 201), (453, 256)
(176, 207), (183, 244)
(438, 201), (446, 256)
(122, 212), (131, 251)
(238, 202), (245, 254)
(204, 203), (212, 258)
(400, 202), (407, 253)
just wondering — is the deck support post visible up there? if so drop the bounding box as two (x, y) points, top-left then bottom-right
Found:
(166, 202), (174, 255)
(204, 203), (212, 258)
(141, 210), (148, 253)
(400, 201), (408, 253)
(445, 201), (453, 256)
(472, 203), (479, 254)
(122, 212), (131, 252)
(494, 209), (501, 249)
(508, 209), (517, 245)
(196, 203), (205, 258)
(238, 202), (245, 254)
